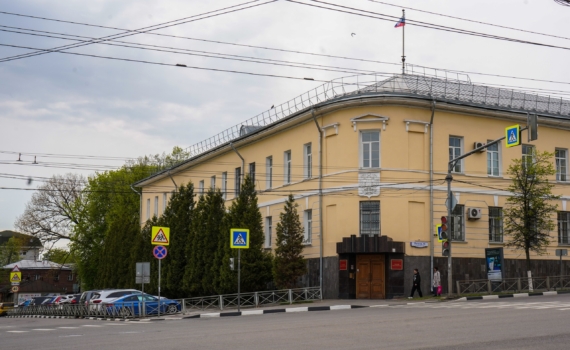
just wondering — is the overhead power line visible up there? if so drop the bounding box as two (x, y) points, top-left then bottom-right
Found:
(363, 0), (570, 41)
(0, 0), (277, 63)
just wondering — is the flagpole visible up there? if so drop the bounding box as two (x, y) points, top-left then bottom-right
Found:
(402, 9), (405, 75)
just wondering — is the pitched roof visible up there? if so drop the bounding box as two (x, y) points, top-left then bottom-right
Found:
(2, 259), (71, 270)
(0, 230), (43, 248)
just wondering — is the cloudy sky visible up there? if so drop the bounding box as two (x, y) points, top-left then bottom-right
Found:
(1, 0), (569, 232)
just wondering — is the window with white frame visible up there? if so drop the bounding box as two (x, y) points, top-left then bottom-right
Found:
(304, 143), (312, 179)
(451, 204), (465, 241)
(249, 162), (256, 184)
(449, 136), (463, 173)
(199, 180), (204, 195)
(304, 209), (312, 243)
(360, 201), (380, 236)
(559, 211), (570, 244)
(163, 193), (167, 212)
(284, 151), (291, 184)
(488, 207), (503, 243)
(265, 217), (272, 248)
(211, 175), (216, 189)
(555, 149), (568, 182)
(235, 167), (241, 196)
(222, 172), (227, 199)
(266, 156), (273, 189)
(68, 273), (74, 281)
(487, 141), (500, 176)
(360, 131), (380, 168)
(154, 196), (158, 217)
(522, 144), (535, 170)
(146, 198), (150, 220)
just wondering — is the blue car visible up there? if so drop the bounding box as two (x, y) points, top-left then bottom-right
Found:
(105, 294), (181, 316)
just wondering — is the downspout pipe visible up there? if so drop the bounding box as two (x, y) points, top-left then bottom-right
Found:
(230, 142), (245, 179)
(429, 100), (436, 288)
(130, 185), (142, 225)
(167, 169), (178, 192)
(311, 109), (324, 299)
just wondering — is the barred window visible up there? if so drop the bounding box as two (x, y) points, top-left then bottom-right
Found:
(555, 149), (568, 182)
(559, 212), (570, 245)
(452, 204), (465, 241)
(489, 207), (503, 243)
(360, 201), (380, 236)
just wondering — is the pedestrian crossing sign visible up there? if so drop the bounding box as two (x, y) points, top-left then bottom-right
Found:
(436, 224), (443, 243)
(230, 228), (249, 249)
(151, 226), (170, 246)
(505, 124), (520, 148)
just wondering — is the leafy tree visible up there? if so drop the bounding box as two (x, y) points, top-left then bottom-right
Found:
(504, 150), (560, 272)
(184, 188), (225, 296)
(273, 195), (307, 289)
(214, 175), (273, 294)
(42, 247), (75, 265)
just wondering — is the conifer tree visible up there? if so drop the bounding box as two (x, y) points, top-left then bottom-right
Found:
(273, 194), (307, 289)
(213, 175), (273, 294)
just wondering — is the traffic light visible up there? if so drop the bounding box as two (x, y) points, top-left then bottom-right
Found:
(441, 216), (450, 257)
(229, 258), (235, 271)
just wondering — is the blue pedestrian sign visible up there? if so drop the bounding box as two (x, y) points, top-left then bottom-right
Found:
(153, 245), (168, 260)
(230, 228), (249, 249)
(505, 124), (520, 148)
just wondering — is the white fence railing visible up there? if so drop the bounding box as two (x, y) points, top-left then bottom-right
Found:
(457, 275), (570, 295)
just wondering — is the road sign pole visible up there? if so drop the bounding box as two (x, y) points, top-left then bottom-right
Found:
(158, 259), (161, 318)
(238, 249), (241, 313)
(446, 171), (453, 297)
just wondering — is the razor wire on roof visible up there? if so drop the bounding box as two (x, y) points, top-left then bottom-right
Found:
(148, 68), (570, 178)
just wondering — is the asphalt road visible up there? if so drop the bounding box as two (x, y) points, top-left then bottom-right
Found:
(3, 294), (570, 350)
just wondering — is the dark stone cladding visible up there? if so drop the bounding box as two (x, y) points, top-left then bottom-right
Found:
(336, 235), (406, 254)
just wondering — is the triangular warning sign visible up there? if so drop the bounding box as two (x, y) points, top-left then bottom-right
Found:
(11, 265), (20, 272)
(152, 229), (169, 244)
(234, 234), (246, 245)
(11, 274), (21, 282)
(508, 130), (517, 143)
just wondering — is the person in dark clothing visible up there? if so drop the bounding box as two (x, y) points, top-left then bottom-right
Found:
(409, 268), (423, 298)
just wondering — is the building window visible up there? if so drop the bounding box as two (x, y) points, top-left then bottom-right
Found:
(199, 180), (204, 195)
(35, 274), (41, 281)
(489, 207), (503, 243)
(304, 143), (312, 179)
(54, 274), (60, 281)
(284, 151), (291, 184)
(360, 131), (380, 168)
(487, 141), (500, 177)
(163, 193), (167, 212)
(304, 209), (312, 244)
(68, 274), (74, 281)
(266, 156), (273, 189)
(449, 136), (463, 173)
(249, 162), (256, 185)
(265, 217), (272, 248)
(211, 176), (216, 189)
(235, 167), (241, 196)
(146, 198), (150, 220)
(154, 196), (158, 217)
(559, 211), (570, 245)
(222, 172), (227, 200)
(522, 144), (535, 169)
(360, 201), (380, 236)
(452, 204), (465, 241)
(555, 149), (568, 182)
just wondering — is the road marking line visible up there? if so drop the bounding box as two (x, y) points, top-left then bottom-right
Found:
(7, 331), (29, 333)
(58, 327), (79, 329)
(59, 335), (83, 338)
(32, 329), (55, 331)
(81, 325), (102, 327)
(558, 308), (570, 310)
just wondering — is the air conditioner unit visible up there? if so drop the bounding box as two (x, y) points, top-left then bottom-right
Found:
(474, 142), (485, 152)
(468, 207), (482, 219)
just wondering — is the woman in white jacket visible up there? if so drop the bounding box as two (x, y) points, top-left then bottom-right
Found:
(433, 267), (441, 296)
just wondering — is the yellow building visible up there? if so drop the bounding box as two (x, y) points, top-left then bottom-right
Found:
(135, 72), (570, 299)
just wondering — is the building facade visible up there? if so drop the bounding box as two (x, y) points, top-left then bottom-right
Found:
(135, 73), (570, 299)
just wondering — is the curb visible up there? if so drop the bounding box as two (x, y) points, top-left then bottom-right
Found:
(183, 305), (368, 319)
(4, 315), (168, 322)
(457, 290), (570, 301)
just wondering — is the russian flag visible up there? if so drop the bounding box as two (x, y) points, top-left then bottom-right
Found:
(394, 17), (405, 28)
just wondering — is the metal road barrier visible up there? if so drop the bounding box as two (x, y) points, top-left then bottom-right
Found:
(456, 275), (570, 295)
(6, 301), (180, 319)
(179, 287), (322, 313)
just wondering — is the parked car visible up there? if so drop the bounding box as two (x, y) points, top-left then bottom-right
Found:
(57, 295), (77, 304)
(90, 289), (142, 305)
(18, 299), (33, 308)
(0, 302), (15, 316)
(105, 294), (181, 316)
(79, 290), (101, 306)
(31, 296), (52, 306)
(70, 294), (81, 304)
(41, 296), (57, 305)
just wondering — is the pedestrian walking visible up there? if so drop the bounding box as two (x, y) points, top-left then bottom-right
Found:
(433, 267), (441, 296)
(409, 268), (422, 299)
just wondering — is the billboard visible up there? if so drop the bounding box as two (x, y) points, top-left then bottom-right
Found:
(485, 247), (504, 281)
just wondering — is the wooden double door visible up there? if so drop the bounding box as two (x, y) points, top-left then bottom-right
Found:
(356, 254), (386, 299)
